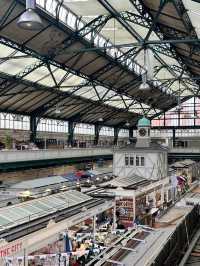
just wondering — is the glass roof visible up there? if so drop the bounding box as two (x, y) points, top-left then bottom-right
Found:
(0, 190), (91, 230)
(0, 42), (156, 116)
(0, 0), (198, 123)
(39, 0), (198, 97)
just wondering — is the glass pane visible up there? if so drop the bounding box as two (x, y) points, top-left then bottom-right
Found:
(125, 156), (129, 166)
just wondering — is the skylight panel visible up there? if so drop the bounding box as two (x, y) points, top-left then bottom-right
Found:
(0, 57), (39, 76)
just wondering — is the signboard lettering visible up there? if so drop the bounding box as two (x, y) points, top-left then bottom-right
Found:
(0, 242), (23, 257)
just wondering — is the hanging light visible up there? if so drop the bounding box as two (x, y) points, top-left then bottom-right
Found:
(139, 49), (150, 91)
(55, 105), (61, 114)
(175, 79), (183, 112)
(191, 111), (199, 119)
(175, 105), (182, 112)
(125, 121), (130, 127)
(139, 81), (150, 91)
(98, 117), (103, 122)
(17, 0), (43, 30)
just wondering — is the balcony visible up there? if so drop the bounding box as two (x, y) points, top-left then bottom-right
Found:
(0, 148), (113, 164)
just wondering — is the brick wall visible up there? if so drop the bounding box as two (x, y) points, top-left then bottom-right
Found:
(0, 164), (76, 182)
(0, 160), (113, 182)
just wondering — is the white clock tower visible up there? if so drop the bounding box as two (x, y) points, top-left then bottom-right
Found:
(113, 116), (168, 180)
(136, 117), (151, 148)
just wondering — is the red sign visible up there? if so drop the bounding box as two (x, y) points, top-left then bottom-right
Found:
(0, 242), (23, 257)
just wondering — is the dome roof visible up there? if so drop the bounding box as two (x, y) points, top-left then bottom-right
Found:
(138, 117), (151, 127)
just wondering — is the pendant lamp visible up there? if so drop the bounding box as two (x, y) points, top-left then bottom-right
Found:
(17, 0), (43, 30)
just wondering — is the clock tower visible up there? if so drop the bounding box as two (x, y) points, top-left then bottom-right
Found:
(136, 117), (151, 148)
(113, 116), (168, 180)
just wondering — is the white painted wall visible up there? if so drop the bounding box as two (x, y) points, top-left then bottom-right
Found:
(113, 150), (168, 180)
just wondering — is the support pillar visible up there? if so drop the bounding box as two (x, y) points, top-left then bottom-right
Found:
(93, 215), (96, 243)
(133, 193), (136, 223)
(114, 127), (120, 146)
(24, 248), (28, 266)
(30, 115), (37, 143)
(151, 190), (156, 208)
(172, 128), (176, 148)
(94, 124), (101, 146)
(161, 185), (165, 206)
(129, 127), (133, 142)
(68, 121), (75, 147)
(113, 201), (117, 231)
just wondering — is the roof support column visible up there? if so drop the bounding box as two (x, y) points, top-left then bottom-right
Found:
(68, 121), (76, 147)
(129, 127), (133, 142)
(30, 115), (37, 144)
(94, 124), (101, 146)
(113, 127), (120, 146)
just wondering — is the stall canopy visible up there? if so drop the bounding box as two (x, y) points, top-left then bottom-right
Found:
(100, 175), (151, 188)
(10, 175), (70, 189)
(0, 190), (92, 231)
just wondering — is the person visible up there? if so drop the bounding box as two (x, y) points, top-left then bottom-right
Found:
(134, 215), (141, 226)
(117, 222), (125, 229)
(86, 247), (93, 263)
(177, 174), (186, 194)
(183, 173), (189, 192)
(70, 256), (80, 266)
(78, 255), (86, 265)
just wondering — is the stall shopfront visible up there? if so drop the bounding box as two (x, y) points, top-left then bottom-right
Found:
(98, 175), (170, 228)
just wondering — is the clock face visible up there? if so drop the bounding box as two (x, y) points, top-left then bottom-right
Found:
(139, 128), (147, 137)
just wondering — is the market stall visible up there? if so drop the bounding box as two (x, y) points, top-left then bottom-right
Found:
(95, 175), (170, 228)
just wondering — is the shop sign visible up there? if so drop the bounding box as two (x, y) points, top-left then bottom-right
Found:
(0, 241), (23, 257)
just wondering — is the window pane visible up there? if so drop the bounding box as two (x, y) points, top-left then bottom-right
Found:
(136, 156), (139, 166)
(125, 156), (129, 166)
(141, 157), (145, 166)
(130, 156), (134, 166)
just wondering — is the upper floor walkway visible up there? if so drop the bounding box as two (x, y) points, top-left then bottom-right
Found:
(0, 148), (113, 170)
(1, 146), (200, 170)
(0, 148), (113, 163)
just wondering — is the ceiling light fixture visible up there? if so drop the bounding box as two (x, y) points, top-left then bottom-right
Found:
(55, 105), (61, 114)
(125, 121), (130, 127)
(175, 79), (183, 112)
(139, 49), (150, 91)
(98, 117), (103, 122)
(139, 82), (150, 91)
(17, 0), (43, 30)
(175, 105), (182, 112)
(191, 111), (199, 119)
(139, 73), (150, 90)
